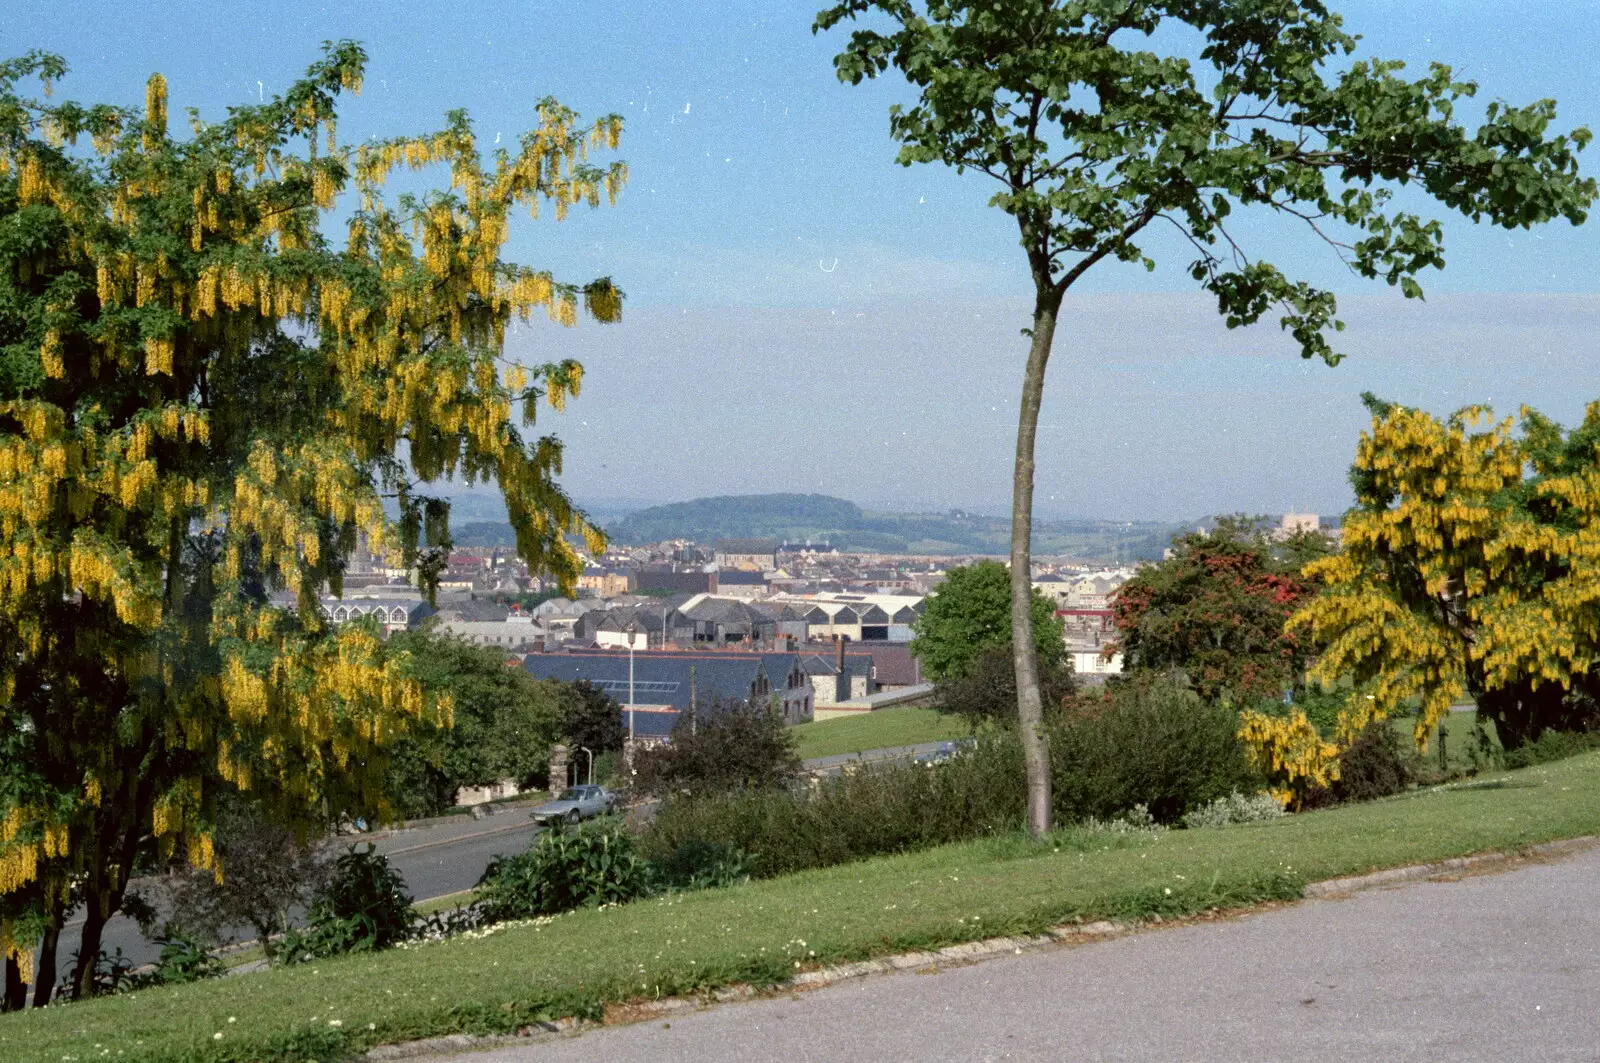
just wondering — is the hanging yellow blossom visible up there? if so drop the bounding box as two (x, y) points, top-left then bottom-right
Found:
(0, 41), (625, 997)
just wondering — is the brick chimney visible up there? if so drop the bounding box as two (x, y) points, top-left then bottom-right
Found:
(835, 633), (845, 673)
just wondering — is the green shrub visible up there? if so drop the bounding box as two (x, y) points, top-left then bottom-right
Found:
(477, 820), (652, 921)
(639, 734), (1025, 877)
(1290, 685), (1347, 734)
(1332, 722), (1415, 803)
(933, 641), (1075, 726)
(1049, 674), (1261, 823)
(641, 678), (1261, 879)
(1081, 804), (1165, 836)
(141, 925), (227, 986)
(652, 839), (753, 890)
(1501, 728), (1600, 770)
(632, 697), (802, 798)
(281, 844), (416, 963)
(592, 749), (623, 787)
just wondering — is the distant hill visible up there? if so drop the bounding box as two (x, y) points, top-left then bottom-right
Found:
(604, 493), (1180, 561)
(607, 494), (863, 545)
(452, 521), (520, 548)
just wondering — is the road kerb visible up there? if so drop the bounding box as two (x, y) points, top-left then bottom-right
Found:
(1303, 834), (1598, 898)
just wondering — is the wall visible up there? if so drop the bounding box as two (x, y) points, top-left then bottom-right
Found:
(595, 629), (650, 651)
(455, 778), (521, 806)
(1071, 649), (1124, 676)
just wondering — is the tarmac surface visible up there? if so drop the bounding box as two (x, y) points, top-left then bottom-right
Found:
(802, 741), (948, 774)
(45, 741), (915, 987)
(50, 806), (544, 987)
(442, 843), (1600, 1063)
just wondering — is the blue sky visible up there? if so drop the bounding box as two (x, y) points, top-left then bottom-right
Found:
(9, 1), (1600, 520)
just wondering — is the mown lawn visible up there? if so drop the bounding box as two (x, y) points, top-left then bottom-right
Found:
(7, 752), (1600, 1063)
(791, 706), (968, 760)
(1399, 709), (1504, 772)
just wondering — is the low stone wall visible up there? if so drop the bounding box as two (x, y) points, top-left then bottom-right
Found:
(811, 682), (936, 720)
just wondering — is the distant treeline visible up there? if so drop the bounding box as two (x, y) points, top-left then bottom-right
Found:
(598, 493), (1179, 561)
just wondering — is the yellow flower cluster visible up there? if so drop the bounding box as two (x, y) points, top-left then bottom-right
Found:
(1293, 399), (1600, 747)
(0, 53), (620, 935)
(1, 925), (33, 985)
(1237, 709), (1340, 808)
(216, 625), (451, 825)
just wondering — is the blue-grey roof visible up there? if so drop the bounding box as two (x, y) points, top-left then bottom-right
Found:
(522, 651), (771, 713)
(619, 705), (680, 739)
(760, 653), (809, 689)
(523, 650), (795, 739)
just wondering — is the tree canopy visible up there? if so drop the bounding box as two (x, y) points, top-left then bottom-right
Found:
(817, 0), (1594, 834)
(1292, 395), (1600, 751)
(560, 679), (626, 756)
(932, 641), (1074, 726)
(1112, 517), (1326, 703)
(631, 697), (803, 798)
(910, 560), (1064, 682)
(0, 43), (623, 1001)
(382, 631), (568, 817)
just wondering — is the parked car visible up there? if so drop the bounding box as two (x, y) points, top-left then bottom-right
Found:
(530, 785), (616, 825)
(915, 738), (977, 766)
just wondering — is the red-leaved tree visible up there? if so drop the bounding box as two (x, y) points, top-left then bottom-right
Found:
(1111, 519), (1326, 703)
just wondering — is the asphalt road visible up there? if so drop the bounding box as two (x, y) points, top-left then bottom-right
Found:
(802, 741), (948, 775)
(48, 810), (544, 989)
(451, 844), (1600, 1063)
(376, 817), (543, 901)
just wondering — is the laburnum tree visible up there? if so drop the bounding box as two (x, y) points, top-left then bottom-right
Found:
(816, 0), (1595, 834)
(1291, 395), (1600, 754)
(1111, 517), (1326, 703)
(0, 43), (624, 1004)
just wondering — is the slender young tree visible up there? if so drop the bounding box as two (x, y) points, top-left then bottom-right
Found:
(816, 0), (1594, 834)
(0, 43), (624, 1001)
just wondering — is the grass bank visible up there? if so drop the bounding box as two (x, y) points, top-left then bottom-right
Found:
(791, 706), (967, 760)
(7, 752), (1600, 1063)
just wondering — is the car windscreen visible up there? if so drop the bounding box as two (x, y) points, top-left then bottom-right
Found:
(556, 789), (582, 801)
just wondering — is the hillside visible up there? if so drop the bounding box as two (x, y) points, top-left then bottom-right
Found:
(604, 493), (1180, 561)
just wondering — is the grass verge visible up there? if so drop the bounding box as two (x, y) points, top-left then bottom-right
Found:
(791, 706), (968, 760)
(413, 889), (477, 917)
(7, 752), (1600, 1063)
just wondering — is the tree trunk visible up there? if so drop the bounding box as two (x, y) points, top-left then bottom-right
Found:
(32, 918), (60, 1007)
(71, 901), (109, 1000)
(1479, 681), (1562, 752)
(4, 951), (25, 1011)
(1011, 285), (1065, 837)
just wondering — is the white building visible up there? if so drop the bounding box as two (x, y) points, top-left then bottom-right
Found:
(319, 597), (434, 635)
(768, 591), (925, 643)
(1069, 644), (1124, 679)
(442, 614), (541, 649)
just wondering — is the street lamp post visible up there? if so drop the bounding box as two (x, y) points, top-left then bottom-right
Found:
(627, 621), (638, 743)
(579, 745), (594, 786)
